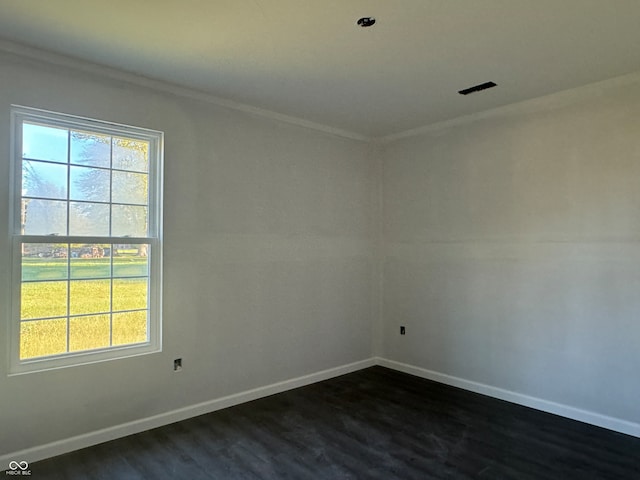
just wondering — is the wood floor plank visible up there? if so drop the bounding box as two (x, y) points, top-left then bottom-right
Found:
(29, 367), (640, 479)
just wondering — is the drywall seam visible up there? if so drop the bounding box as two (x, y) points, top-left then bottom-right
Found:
(0, 358), (376, 466)
(0, 38), (370, 143)
(376, 357), (640, 439)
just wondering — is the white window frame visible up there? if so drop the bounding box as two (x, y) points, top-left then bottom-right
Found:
(9, 105), (163, 374)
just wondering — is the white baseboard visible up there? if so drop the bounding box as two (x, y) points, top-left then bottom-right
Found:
(0, 358), (376, 466)
(376, 357), (640, 439)
(5, 355), (637, 467)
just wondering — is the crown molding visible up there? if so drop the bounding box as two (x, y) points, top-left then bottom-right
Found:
(376, 69), (640, 144)
(0, 38), (370, 143)
(3, 37), (639, 146)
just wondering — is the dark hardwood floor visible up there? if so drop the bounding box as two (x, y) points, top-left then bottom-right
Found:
(31, 366), (640, 479)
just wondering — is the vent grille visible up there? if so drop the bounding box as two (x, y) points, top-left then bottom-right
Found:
(458, 81), (497, 95)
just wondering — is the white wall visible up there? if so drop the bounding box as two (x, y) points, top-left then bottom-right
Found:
(2, 45), (639, 461)
(0, 50), (376, 457)
(381, 75), (640, 428)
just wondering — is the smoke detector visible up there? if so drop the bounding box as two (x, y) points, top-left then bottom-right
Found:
(357, 17), (376, 27)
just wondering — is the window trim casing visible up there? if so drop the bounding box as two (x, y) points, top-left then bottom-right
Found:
(8, 105), (163, 375)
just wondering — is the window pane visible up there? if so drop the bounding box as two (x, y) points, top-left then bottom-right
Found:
(21, 281), (67, 319)
(70, 131), (111, 167)
(70, 244), (111, 278)
(22, 160), (68, 199)
(69, 201), (110, 236)
(69, 314), (110, 352)
(113, 246), (148, 277)
(20, 319), (67, 359)
(22, 199), (67, 235)
(113, 137), (148, 172)
(112, 171), (148, 205)
(70, 166), (110, 202)
(69, 279), (110, 315)
(112, 205), (147, 236)
(22, 244), (68, 281)
(22, 123), (68, 163)
(112, 310), (147, 346)
(113, 277), (148, 311)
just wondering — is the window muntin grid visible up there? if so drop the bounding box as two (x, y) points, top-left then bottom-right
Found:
(10, 106), (162, 373)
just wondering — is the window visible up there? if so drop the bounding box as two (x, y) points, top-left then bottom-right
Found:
(9, 106), (163, 373)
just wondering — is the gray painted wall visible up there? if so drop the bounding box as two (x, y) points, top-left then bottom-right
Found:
(0, 51), (375, 456)
(381, 77), (640, 424)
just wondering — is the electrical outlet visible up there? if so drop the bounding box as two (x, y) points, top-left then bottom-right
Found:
(174, 358), (182, 371)
(400, 326), (406, 335)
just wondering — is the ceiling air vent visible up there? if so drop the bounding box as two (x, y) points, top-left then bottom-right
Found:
(458, 81), (497, 95)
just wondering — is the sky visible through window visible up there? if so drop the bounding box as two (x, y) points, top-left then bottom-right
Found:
(23, 123), (69, 160)
(22, 122), (149, 189)
(22, 123), (70, 190)
(21, 121), (150, 237)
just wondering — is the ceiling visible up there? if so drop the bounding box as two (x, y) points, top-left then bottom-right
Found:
(1, 0), (639, 139)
